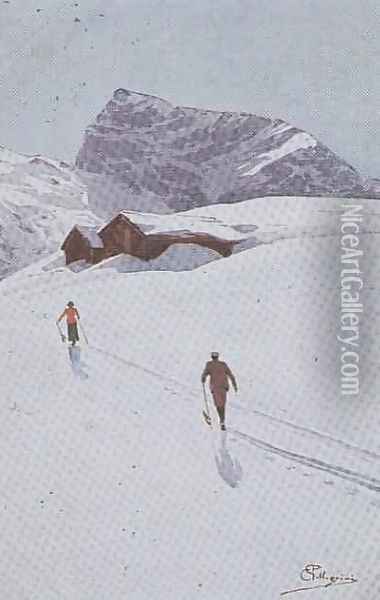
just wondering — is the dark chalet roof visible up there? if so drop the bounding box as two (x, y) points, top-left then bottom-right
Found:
(99, 212), (145, 238)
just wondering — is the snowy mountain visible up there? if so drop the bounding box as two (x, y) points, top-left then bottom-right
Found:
(1, 194), (380, 598)
(2, 90), (378, 279)
(0, 146), (100, 278)
(75, 88), (372, 215)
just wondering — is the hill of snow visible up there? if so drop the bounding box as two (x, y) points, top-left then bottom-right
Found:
(20, 194), (375, 277)
(76, 88), (374, 216)
(1, 194), (380, 598)
(0, 146), (100, 278)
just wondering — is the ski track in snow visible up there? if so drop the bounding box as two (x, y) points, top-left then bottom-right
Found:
(86, 343), (380, 494)
(89, 345), (182, 391)
(231, 429), (380, 493)
(232, 404), (380, 463)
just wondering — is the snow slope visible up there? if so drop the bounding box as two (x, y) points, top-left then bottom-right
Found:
(22, 194), (377, 276)
(0, 146), (100, 278)
(1, 195), (380, 599)
(120, 194), (355, 244)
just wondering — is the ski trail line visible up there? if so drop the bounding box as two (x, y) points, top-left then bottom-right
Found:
(231, 403), (380, 463)
(231, 429), (380, 493)
(90, 345), (380, 468)
(89, 345), (169, 379)
(89, 345), (196, 394)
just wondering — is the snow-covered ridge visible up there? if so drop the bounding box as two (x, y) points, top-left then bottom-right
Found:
(11, 194), (379, 282)
(0, 145), (71, 172)
(0, 146), (99, 279)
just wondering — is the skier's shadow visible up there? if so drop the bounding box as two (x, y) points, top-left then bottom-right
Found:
(68, 346), (89, 380)
(214, 432), (243, 488)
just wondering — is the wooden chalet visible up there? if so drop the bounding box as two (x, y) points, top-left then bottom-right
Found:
(98, 213), (145, 258)
(61, 212), (235, 266)
(61, 225), (104, 265)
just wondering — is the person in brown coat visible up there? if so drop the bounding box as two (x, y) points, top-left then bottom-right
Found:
(201, 352), (238, 430)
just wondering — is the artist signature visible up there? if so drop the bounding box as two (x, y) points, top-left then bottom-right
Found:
(280, 563), (358, 596)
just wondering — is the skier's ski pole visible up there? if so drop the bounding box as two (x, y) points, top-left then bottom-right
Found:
(79, 321), (89, 345)
(56, 321), (65, 343)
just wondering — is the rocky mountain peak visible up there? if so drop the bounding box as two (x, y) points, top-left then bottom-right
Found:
(76, 90), (374, 214)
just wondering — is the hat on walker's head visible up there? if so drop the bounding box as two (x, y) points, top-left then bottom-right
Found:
(211, 352), (219, 359)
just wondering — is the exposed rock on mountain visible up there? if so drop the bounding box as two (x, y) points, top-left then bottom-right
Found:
(76, 88), (372, 214)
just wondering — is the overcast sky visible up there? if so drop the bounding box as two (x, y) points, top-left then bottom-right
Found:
(0, 0), (379, 176)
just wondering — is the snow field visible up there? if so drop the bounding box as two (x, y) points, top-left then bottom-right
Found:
(1, 228), (380, 598)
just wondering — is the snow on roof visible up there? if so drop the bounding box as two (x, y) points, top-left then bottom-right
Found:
(76, 225), (104, 248)
(104, 211), (144, 234)
(119, 210), (244, 241)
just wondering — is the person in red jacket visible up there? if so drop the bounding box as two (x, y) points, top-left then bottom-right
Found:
(57, 301), (80, 346)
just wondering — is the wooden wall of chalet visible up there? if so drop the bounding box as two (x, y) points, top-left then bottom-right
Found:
(99, 215), (144, 258)
(89, 248), (104, 264)
(62, 229), (91, 265)
(137, 233), (234, 260)
(61, 228), (104, 265)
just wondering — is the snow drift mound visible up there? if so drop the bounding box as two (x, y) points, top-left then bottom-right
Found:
(90, 243), (222, 273)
